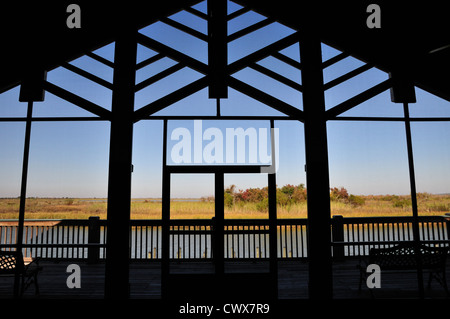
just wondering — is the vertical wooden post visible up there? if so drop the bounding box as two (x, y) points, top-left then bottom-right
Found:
(390, 71), (424, 298)
(300, 35), (333, 299)
(214, 172), (224, 276)
(403, 101), (425, 299)
(104, 28), (137, 299)
(207, 0), (227, 99)
(445, 214), (450, 241)
(332, 215), (345, 260)
(15, 100), (33, 298)
(15, 69), (46, 298)
(88, 216), (100, 264)
(268, 120), (278, 299)
(161, 119), (170, 299)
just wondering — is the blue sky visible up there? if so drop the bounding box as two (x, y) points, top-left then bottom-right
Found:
(1, 0), (450, 199)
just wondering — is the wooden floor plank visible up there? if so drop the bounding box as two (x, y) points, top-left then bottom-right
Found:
(0, 259), (448, 299)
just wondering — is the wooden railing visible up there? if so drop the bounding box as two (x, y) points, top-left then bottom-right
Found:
(1, 215), (448, 261)
(331, 215), (450, 258)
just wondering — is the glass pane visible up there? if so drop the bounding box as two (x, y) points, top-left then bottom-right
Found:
(132, 121), (163, 219)
(327, 121), (410, 217)
(0, 123), (25, 219)
(26, 122), (110, 219)
(170, 174), (214, 219)
(411, 122), (450, 216)
(409, 87), (450, 118)
(0, 86), (27, 118)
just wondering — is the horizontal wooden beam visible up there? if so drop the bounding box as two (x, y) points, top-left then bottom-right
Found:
(331, 116), (450, 122)
(143, 115), (290, 120)
(167, 165), (268, 174)
(0, 117), (105, 122)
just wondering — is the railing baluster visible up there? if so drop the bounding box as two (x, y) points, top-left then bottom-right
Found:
(1, 216), (448, 262)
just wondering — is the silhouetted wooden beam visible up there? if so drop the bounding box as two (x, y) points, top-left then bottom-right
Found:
(403, 101), (425, 299)
(227, 6), (251, 21)
(227, 18), (275, 42)
(160, 17), (208, 42)
(137, 33), (208, 75)
(141, 115), (291, 120)
(185, 6), (209, 20)
(332, 116), (450, 122)
(214, 172), (224, 275)
(86, 52), (115, 69)
(323, 63), (373, 91)
(135, 63), (184, 92)
(161, 119), (170, 299)
(322, 51), (350, 69)
(268, 119), (278, 300)
(228, 76), (304, 121)
(135, 53), (164, 70)
(43, 81), (111, 120)
(166, 165), (268, 174)
(62, 62), (114, 90)
(133, 76), (209, 122)
(208, 0), (228, 98)
(325, 79), (391, 119)
(271, 52), (302, 70)
(228, 32), (299, 75)
(104, 29), (137, 299)
(300, 35), (333, 299)
(249, 63), (302, 92)
(0, 117), (105, 122)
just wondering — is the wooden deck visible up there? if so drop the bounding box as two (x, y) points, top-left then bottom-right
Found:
(0, 259), (449, 300)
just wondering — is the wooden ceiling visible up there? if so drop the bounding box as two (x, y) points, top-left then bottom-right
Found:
(1, 1), (448, 100)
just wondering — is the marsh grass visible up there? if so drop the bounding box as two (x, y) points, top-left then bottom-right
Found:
(0, 194), (449, 219)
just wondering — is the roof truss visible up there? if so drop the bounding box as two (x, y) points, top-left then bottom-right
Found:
(3, 0), (410, 123)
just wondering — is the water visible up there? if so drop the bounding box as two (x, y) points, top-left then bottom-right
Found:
(1, 220), (448, 259)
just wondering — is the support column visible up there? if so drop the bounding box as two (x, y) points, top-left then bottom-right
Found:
(403, 101), (424, 299)
(161, 119), (170, 299)
(105, 29), (137, 299)
(300, 36), (333, 299)
(390, 71), (423, 298)
(268, 120), (278, 299)
(207, 0), (228, 99)
(214, 172), (225, 276)
(15, 70), (46, 298)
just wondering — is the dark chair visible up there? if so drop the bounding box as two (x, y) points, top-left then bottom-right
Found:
(0, 250), (42, 296)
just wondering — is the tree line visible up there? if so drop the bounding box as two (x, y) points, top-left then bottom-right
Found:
(201, 184), (365, 211)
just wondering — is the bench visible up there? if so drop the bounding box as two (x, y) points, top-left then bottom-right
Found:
(358, 242), (449, 295)
(0, 250), (42, 296)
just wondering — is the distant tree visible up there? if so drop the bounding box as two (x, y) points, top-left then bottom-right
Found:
(348, 194), (365, 207)
(330, 187), (349, 202)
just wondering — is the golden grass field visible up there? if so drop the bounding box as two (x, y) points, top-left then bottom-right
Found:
(0, 193), (449, 220)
